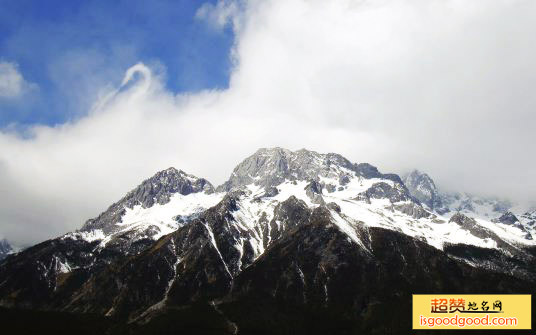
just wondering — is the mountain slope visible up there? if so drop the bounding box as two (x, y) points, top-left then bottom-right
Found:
(403, 169), (535, 243)
(0, 168), (220, 309)
(0, 148), (535, 334)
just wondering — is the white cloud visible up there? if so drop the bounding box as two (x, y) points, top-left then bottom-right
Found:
(0, 62), (37, 98)
(1, 0), (536, 246)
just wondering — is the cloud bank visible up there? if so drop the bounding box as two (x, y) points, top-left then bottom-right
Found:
(1, 0), (536, 246)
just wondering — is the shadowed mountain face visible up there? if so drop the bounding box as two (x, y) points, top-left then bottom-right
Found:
(0, 239), (13, 260)
(0, 148), (535, 335)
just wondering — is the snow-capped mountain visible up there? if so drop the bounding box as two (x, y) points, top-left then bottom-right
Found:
(403, 169), (535, 242)
(62, 167), (220, 259)
(0, 148), (534, 334)
(0, 239), (13, 260)
(403, 169), (444, 212)
(79, 167), (216, 237)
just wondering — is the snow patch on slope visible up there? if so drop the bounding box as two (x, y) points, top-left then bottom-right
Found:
(118, 192), (223, 238)
(65, 192), (224, 246)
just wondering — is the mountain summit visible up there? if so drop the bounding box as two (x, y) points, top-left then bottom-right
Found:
(219, 147), (356, 191)
(219, 147), (404, 192)
(0, 148), (534, 334)
(403, 169), (444, 211)
(81, 167), (214, 233)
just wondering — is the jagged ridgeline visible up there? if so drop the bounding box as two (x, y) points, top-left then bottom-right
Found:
(0, 148), (535, 335)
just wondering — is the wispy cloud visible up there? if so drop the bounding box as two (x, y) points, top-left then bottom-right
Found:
(0, 61), (37, 99)
(196, 0), (242, 31)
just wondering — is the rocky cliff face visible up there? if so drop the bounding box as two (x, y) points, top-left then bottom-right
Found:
(0, 148), (535, 335)
(403, 170), (444, 211)
(0, 239), (13, 260)
(218, 148), (405, 192)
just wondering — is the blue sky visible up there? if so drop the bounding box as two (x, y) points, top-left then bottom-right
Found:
(0, 0), (234, 127)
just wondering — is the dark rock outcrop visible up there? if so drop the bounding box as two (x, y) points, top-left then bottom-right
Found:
(358, 182), (412, 204)
(492, 211), (521, 226)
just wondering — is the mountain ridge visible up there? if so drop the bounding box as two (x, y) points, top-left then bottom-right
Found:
(0, 147), (535, 334)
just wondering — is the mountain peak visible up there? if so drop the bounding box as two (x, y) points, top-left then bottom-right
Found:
(153, 167), (201, 183)
(217, 147), (364, 192)
(403, 169), (443, 211)
(2, 148), (536, 333)
(492, 211), (522, 228)
(116, 166), (215, 208)
(404, 170), (436, 190)
(81, 167), (214, 232)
